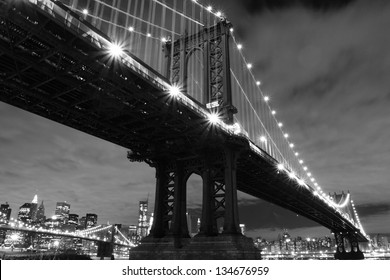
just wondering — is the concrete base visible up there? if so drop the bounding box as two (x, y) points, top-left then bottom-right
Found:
(334, 251), (365, 260)
(129, 234), (261, 260)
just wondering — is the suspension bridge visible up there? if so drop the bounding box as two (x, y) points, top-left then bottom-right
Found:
(0, 0), (368, 259)
(0, 215), (134, 259)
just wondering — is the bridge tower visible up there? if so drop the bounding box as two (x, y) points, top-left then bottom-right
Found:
(128, 20), (259, 260)
(331, 192), (365, 260)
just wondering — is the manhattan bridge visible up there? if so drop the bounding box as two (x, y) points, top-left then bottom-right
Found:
(0, 0), (369, 259)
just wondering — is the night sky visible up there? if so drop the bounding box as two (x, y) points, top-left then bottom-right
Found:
(1, 0), (390, 240)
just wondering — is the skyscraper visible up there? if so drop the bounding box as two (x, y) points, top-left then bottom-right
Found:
(79, 216), (86, 230)
(36, 200), (45, 223)
(18, 203), (32, 223)
(30, 194), (38, 222)
(68, 214), (79, 226)
(0, 202), (11, 223)
(85, 213), (98, 228)
(54, 202), (70, 222)
(137, 200), (148, 239)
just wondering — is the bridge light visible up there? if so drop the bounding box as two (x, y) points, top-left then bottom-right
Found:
(284, 133), (289, 138)
(278, 122), (283, 127)
(260, 136), (267, 143)
(216, 11), (222, 17)
(229, 28), (234, 32)
(147, 33), (151, 37)
(289, 143), (294, 148)
(168, 85), (181, 97)
(237, 44), (243, 50)
(247, 63), (253, 69)
(256, 81), (261, 86)
(307, 172), (311, 177)
(264, 96), (270, 102)
(277, 163), (284, 171)
(272, 110), (276, 115)
(297, 179), (305, 186)
(207, 6), (213, 12)
(303, 166), (308, 171)
(108, 43), (124, 58)
(299, 160), (304, 164)
(128, 26), (134, 32)
(82, 9), (88, 15)
(289, 172), (296, 179)
(208, 113), (220, 124)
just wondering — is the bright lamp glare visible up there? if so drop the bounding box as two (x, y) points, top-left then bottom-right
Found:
(108, 43), (123, 58)
(260, 136), (267, 143)
(289, 172), (296, 179)
(208, 113), (220, 124)
(169, 85), (181, 97)
(277, 163), (284, 171)
(82, 9), (88, 15)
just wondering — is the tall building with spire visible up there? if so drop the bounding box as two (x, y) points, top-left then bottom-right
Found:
(137, 200), (149, 239)
(30, 194), (38, 222)
(36, 200), (45, 223)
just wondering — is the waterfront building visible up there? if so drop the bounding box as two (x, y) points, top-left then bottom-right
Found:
(85, 213), (98, 228)
(36, 200), (46, 223)
(137, 200), (148, 239)
(0, 202), (11, 223)
(54, 201), (70, 222)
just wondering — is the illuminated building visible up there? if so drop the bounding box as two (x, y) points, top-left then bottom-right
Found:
(137, 200), (148, 239)
(128, 225), (138, 243)
(18, 203), (32, 223)
(30, 194), (38, 221)
(68, 214), (79, 226)
(0, 202), (11, 223)
(54, 201), (70, 222)
(79, 216), (86, 230)
(85, 213), (98, 228)
(36, 200), (45, 223)
(239, 224), (246, 235)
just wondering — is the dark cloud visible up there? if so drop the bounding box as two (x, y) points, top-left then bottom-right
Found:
(356, 203), (390, 217)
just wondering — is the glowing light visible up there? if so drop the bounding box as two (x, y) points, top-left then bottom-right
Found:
(289, 143), (294, 148)
(299, 160), (304, 164)
(307, 172), (312, 176)
(237, 44), (243, 50)
(208, 113), (220, 124)
(278, 122), (283, 127)
(284, 133), (289, 138)
(216, 11), (222, 17)
(229, 27), (234, 32)
(82, 9), (88, 15)
(147, 33), (151, 37)
(289, 172), (296, 179)
(297, 179), (305, 186)
(260, 136), (267, 143)
(108, 43), (123, 58)
(310, 178), (315, 182)
(295, 152), (299, 156)
(314, 182), (318, 187)
(303, 166), (308, 171)
(128, 26), (134, 32)
(277, 163), (284, 171)
(256, 81), (261, 86)
(168, 85), (181, 97)
(161, 37), (167, 42)
(207, 6), (212, 12)
(247, 63), (253, 69)
(264, 96), (269, 102)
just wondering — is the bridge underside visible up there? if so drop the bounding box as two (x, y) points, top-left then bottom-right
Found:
(0, 1), (366, 259)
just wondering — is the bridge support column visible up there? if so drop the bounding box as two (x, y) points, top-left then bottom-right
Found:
(149, 159), (171, 238)
(222, 147), (241, 235)
(347, 234), (364, 260)
(198, 155), (218, 236)
(334, 232), (364, 260)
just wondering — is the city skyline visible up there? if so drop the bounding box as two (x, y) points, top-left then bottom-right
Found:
(1, 0), (390, 241)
